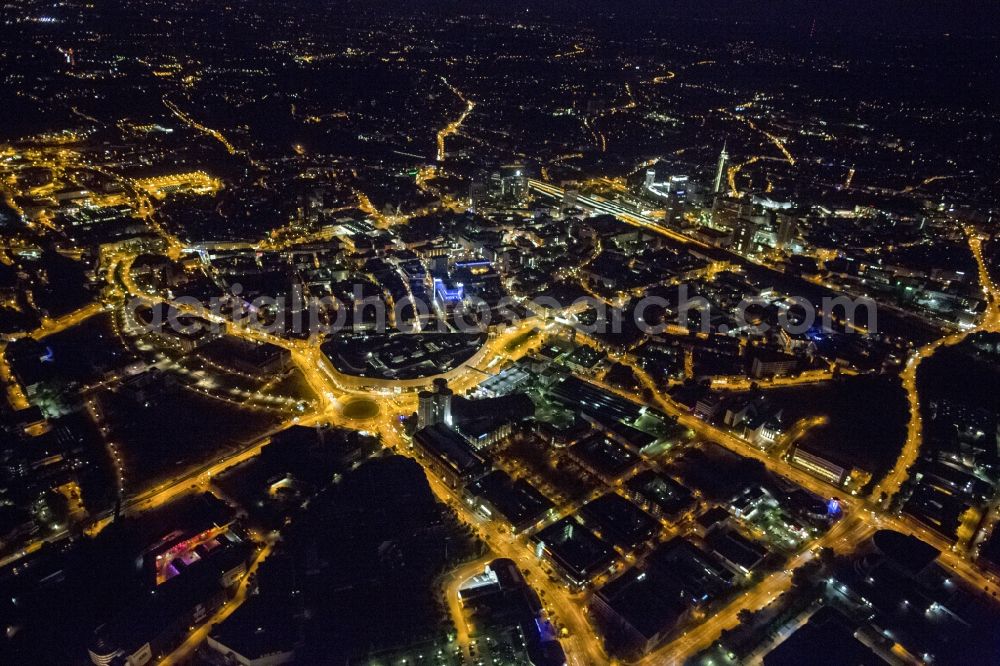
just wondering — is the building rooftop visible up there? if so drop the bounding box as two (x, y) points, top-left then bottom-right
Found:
(452, 393), (535, 441)
(626, 470), (695, 518)
(763, 606), (881, 666)
(647, 537), (734, 604)
(579, 493), (658, 550)
(708, 529), (768, 574)
(594, 567), (687, 643)
(550, 375), (645, 424)
(871, 530), (940, 577)
(468, 470), (553, 530)
(569, 433), (638, 479)
(534, 517), (615, 585)
(413, 424), (487, 480)
(695, 506), (731, 531)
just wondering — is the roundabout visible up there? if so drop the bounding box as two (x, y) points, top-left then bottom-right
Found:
(339, 396), (381, 421)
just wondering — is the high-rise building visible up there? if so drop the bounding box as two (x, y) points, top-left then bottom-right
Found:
(499, 164), (528, 202)
(417, 391), (436, 430)
(432, 377), (453, 427)
(712, 143), (729, 195)
(418, 378), (454, 429)
(644, 169), (657, 189)
(776, 213), (797, 250)
(469, 177), (489, 209)
(733, 217), (760, 255)
(667, 175), (689, 199)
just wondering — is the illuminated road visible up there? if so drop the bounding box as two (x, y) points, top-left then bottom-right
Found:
(582, 83), (637, 153)
(719, 107), (795, 166)
(0, 528), (67, 570)
(86, 417), (301, 537)
(382, 427), (609, 666)
(89, 199), (1000, 666)
(727, 155), (785, 199)
(567, 324), (999, 582)
(529, 178), (996, 527)
(109, 232), (549, 424)
(19, 302), (105, 341)
(84, 396), (125, 497)
(708, 368), (844, 391)
(716, 105), (795, 198)
(581, 115), (606, 153)
(554, 43), (586, 59)
(900, 174), (956, 195)
(442, 555), (495, 646)
(607, 359), (998, 658)
(0, 411), (299, 573)
(92, 287), (996, 665)
(871, 228), (1000, 504)
(0, 342), (30, 409)
(772, 415), (829, 458)
(163, 97), (239, 156)
(636, 514), (874, 665)
(157, 539), (274, 666)
(4, 146), (999, 666)
(436, 78), (476, 162)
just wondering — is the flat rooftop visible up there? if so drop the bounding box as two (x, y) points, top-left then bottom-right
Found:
(579, 493), (658, 550)
(549, 375), (644, 424)
(595, 567), (687, 644)
(468, 470), (554, 529)
(569, 433), (638, 479)
(413, 424), (487, 479)
(647, 537), (734, 604)
(534, 517), (615, 584)
(626, 470), (695, 518)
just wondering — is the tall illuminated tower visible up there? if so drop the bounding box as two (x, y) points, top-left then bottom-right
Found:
(712, 142), (729, 195)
